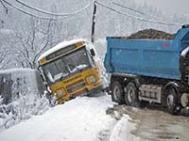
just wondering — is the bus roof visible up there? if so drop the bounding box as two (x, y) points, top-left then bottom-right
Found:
(38, 39), (86, 62)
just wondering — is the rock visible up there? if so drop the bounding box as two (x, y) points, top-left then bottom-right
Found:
(126, 29), (174, 40)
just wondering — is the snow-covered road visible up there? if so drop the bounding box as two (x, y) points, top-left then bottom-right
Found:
(108, 105), (189, 141)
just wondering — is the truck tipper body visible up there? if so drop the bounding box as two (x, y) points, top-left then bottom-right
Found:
(104, 26), (189, 114)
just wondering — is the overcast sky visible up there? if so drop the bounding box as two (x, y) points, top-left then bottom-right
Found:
(136, 0), (188, 16)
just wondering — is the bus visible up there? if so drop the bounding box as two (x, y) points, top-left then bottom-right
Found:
(38, 39), (103, 104)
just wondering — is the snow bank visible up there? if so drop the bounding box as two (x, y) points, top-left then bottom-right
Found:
(0, 68), (33, 74)
(110, 115), (140, 141)
(0, 68), (50, 131)
(94, 39), (110, 88)
(0, 95), (116, 141)
(0, 29), (14, 35)
(94, 39), (107, 60)
(0, 94), (50, 132)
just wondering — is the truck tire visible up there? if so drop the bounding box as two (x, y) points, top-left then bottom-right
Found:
(124, 82), (140, 107)
(166, 87), (179, 114)
(111, 81), (124, 104)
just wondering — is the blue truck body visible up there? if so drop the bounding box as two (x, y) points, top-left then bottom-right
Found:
(104, 27), (189, 80)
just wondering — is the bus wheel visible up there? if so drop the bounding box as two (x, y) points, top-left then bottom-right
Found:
(166, 87), (178, 114)
(124, 82), (140, 107)
(111, 81), (124, 104)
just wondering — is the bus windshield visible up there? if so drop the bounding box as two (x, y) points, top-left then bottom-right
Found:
(42, 48), (90, 83)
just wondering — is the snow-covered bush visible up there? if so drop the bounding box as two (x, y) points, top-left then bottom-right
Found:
(0, 93), (50, 132)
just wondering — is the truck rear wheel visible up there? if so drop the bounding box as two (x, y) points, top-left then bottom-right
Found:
(166, 87), (179, 114)
(111, 81), (124, 104)
(124, 82), (140, 107)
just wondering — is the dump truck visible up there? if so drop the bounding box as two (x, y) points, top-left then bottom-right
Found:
(104, 25), (189, 114)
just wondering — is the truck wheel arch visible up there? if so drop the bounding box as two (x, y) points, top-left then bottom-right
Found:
(163, 81), (180, 94)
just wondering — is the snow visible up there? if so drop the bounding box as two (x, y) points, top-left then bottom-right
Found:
(0, 94), (50, 132)
(16, 0), (93, 17)
(93, 39), (110, 88)
(0, 68), (49, 131)
(0, 68), (45, 97)
(0, 68), (34, 74)
(0, 95), (143, 141)
(70, 64), (88, 73)
(110, 115), (140, 141)
(0, 95), (116, 141)
(0, 29), (14, 35)
(38, 39), (87, 61)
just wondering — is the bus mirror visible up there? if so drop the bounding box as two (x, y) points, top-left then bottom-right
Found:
(90, 49), (95, 56)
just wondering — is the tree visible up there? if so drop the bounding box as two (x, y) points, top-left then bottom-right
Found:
(14, 17), (54, 69)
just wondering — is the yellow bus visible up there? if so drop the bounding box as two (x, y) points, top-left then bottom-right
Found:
(38, 39), (103, 104)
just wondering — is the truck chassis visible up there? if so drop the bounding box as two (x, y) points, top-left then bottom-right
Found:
(110, 73), (189, 114)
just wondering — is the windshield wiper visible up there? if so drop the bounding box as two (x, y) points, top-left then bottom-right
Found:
(59, 72), (69, 81)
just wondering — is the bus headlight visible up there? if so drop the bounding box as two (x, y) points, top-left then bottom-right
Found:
(55, 89), (65, 98)
(87, 75), (97, 84)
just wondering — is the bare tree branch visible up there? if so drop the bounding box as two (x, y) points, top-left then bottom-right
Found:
(14, 17), (55, 69)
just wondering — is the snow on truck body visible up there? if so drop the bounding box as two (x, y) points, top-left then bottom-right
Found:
(0, 68), (45, 104)
(104, 25), (189, 114)
(38, 39), (103, 103)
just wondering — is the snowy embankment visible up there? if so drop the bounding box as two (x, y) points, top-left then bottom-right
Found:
(0, 95), (115, 141)
(0, 94), (50, 131)
(110, 115), (139, 141)
(0, 95), (141, 141)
